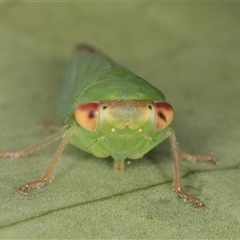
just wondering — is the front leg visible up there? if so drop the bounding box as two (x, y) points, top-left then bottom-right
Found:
(19, 131), (72, 195)
(167, 128), (216, 209)
(0, 127), (75, 194)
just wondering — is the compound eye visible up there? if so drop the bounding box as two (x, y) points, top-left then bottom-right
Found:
(74, 102), (99, 131)
(154, 101), (174, 130)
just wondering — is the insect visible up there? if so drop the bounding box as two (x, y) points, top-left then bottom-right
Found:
(0, 44), (216, 209)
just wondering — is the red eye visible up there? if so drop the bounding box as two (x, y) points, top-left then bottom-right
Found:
(74, 102), (99, 131)
(154, 101), (174, 130)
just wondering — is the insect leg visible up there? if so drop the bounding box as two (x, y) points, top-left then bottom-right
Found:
(179, 148), (216, 165)
(38, 119), (62, 133)
(18, 130), (73, 195)
(0, 130), (69, 159)
(167, 128), (205, 209)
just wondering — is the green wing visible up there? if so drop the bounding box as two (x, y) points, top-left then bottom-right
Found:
(60, 44), (116, 118)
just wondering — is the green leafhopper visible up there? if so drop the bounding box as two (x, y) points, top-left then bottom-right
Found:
(0, 44), (216, 209)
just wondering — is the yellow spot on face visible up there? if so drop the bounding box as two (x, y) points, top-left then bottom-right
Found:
(138, 128), (142, 133)
(111, 128), (115, 132)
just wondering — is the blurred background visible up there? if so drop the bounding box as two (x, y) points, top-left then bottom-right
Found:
(0, 2), (239, 239)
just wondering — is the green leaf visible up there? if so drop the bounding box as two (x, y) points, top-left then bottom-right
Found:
(0, 3), (240, 239)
